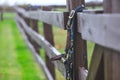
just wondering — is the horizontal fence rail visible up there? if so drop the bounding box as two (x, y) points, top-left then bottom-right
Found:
(77, 13), (120, 52)
(16, 19), (54, 80)
(15, 0), (120, 79)
(15, 7), (68, 29)
(16, 14), (66, 77)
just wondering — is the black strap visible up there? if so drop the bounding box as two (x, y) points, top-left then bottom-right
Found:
(50, 4), (85, 80)
(64, 4), (85, 80)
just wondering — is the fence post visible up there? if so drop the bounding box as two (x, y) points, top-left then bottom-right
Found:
(30, 19), (40, 54)
(17, 11), (32, 50)
(0, 7), (3, 21)
(103, 0), (120, 80)
(23, 16), (32, 44)
(66, 0), (87, 80)
(42, 6), (55, 80)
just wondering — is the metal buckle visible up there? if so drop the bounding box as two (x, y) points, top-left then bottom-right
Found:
(66, 10), (75, 29)
(69, 10), (75, 19)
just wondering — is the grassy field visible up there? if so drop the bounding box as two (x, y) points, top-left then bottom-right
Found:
(38, 22), (94, 66)
(0, 14), (46, 80)
(0, 12), (94, 80)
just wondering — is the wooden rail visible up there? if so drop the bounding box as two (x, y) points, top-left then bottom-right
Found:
(15, 7), (68, 29)
(77, 13), (120, 52)
(16, 20), (54, 80)
(15, 0), (120, 80)
(16, 14), (66, 77)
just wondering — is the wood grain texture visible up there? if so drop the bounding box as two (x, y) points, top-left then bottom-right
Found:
(87, 44), (104, 80)
(31, 19), (40, 53)
(42, 6), (55, 79)
(66, 0), (87, 80)
(16, 19), (53, 80)
(15, 7), (68, 29)
(28, 10), (68, 29)
(78, 13), (120, 52)
(104, 48), (120, 80)
(16, 15), (66, 77)
(103, 0), (120, 80)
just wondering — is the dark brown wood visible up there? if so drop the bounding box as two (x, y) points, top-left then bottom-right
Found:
(42, 7), (55, 80)
(23, 16), (33, 44)
(31, 19), (40, 54)
(104, 48), (120, 80)
(0, 11), (3, 21)
(16, 20), (54, 80)
(16, 14), (66, 77)
(104, 48), (112, 80)
(87, 44), (104, 80)
(103, 0), (112, 13)
(103, 0), (120, 80)
(66, 0), (85, 11)
(85, 2), (103, 8)
(111, 0), (120, 13)
(66, 0), (87, 80)
(95, 54), (104, 80)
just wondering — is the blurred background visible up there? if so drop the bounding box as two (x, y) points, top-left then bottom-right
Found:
(0, 0), (102, 6)
(0, 0), (102, 80)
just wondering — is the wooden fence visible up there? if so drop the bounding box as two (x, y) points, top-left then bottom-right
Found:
(15, 0), (120, 80)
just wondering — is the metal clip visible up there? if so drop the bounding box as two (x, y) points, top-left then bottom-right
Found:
(69, 10), (75, 19)
(66, 10), (75, 29)
(50, 54), (64, 61)
(50, 54), (66, 63)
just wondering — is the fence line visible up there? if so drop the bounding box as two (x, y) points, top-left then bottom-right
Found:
(15, 0), (120, 80)
(16, 19), (54, 80)
(78, 13), (120, 52)
(16, 14), (66, 77)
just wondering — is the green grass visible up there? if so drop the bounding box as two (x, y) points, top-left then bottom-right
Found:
(38, 22), (94, 67)
(0, 14), (46, 80)
(87, 41), (94, 67)
(38, 22), (67, 53)
(0, 12), (94, 80)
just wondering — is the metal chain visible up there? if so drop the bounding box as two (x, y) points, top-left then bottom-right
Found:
(64, 4), (85, 80)
(50, 4), (85, 80)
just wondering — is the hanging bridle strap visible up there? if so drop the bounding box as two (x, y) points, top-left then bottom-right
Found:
(64, 4), (85, 80)
(50, 4), (85, 80)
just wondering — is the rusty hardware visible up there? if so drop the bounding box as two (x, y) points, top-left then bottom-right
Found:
(50, 54), (66, 63)
(50, 54), (64, 61)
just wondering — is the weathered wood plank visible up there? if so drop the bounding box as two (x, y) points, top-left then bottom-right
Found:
(78, 13), (120, 52)
(104, 48), (120, 80)
(85, 2), (103, 8)
(28, 10), (68, 29)
(103, 0), (112, 13)
(83, 9), (103, 14)
(0, 6), (3, 21)
(111, 0), (120, 13)
(87, 44), (104, 80)
(15, 7), (68, 29)
(16, 14), (66, 77)
(31, 19), (40, 53)
(42, 7), (55, 79)
(103, 0), (120, 80)
(16, 20), (53, 80)
(15, 7), (29, 17)
(66, 0), (87, 80)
